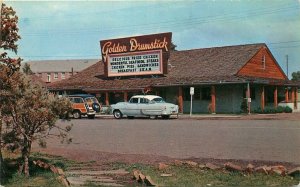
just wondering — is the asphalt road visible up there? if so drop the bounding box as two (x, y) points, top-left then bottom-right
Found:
(39, 118), (300, 164)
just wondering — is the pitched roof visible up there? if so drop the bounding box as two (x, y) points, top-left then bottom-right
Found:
(21, 59), (99, 73)
(49, 43), (280, 91)
(28, 74), (47, 87)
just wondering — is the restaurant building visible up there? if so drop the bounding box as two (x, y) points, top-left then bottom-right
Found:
(49, 33), (299, 113)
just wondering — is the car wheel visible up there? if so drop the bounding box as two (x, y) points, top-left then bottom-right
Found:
(162, 115), (170, 119)
(113, 110), (123, 119)
(149, 115), (158, 119)
(92, 103), (101, 113)
(88, 114), (95, 119)
(127, 116), (134, 119)
(73, 110), (81, 119)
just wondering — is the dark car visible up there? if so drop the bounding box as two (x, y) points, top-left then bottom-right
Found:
(67, 94), (101, 119)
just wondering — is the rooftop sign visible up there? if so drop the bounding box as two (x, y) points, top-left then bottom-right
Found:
(100, 32), (172, 77)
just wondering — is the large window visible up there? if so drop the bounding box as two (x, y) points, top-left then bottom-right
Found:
(184, 87), (211, 101)
(200, 87), (211, 100)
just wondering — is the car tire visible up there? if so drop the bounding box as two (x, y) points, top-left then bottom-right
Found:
(149, 115), (158, 119)
(162, 115), (170, 119)
(73, 110), (81, 119)
(92, 103), (101, 113)
(113, 110), (123, 119)
(127, 116), (134, 119)
(88, 114), (95, 119)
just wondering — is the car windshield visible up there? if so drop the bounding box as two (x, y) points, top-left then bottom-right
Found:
(151, 97), (165, 103)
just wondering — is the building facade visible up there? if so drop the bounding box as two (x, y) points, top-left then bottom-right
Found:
(21, 59), (98, 83)
(49, 43), (299, 113)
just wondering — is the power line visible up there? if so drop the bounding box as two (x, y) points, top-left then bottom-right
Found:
(10, 42), (300, 59)
(20, 1), (291, 21)
(20, 4), (300, 37)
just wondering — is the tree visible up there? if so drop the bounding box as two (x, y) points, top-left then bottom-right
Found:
(170, 41), (177, 51)
(0, 2), (22, 180)
(22, 63), (33, 75)
(291, 71), (300, 81)
(1, 74), (73, 177)
(1, 2), (72, 178)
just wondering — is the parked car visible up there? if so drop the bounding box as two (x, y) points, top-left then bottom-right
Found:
(111, 95), (179, 119)
(67, 94), (101, 119)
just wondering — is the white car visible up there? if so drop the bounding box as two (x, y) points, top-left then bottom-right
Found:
(111, 95), (179, 119)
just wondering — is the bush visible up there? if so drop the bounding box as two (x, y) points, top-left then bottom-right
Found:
(263, 106), (276, 114)
(253, 107), (263, 114)
(276, 106), (285, 113)
(240, 100), (248, 113)
(252, 106), (293, 114)
(284, 106), (293, 113)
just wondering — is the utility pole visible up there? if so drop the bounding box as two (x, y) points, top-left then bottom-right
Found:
(286, 55), (289, 79)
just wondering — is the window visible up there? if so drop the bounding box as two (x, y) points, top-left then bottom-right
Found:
(140, 98), (149, 104)
(262, 55), (266, 69)
(61, 72), (65, 79)
(129, 98), (139, 103)
(183, 87), (191, 101)
(194, 87), (201, 100)
(152, 97), (165, 103)
(54, 72), (58, 79)
(201, 87), (211, 100)
(184, 87), (211, 101)
(47, 73), (51, 82)
(73, 98), (84, 103)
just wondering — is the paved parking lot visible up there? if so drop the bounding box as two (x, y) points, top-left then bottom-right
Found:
(34, 118), (300, 165)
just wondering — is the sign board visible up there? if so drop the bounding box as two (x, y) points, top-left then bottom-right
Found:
(190, 87), (194, 95)
(100, 32), (172, 77)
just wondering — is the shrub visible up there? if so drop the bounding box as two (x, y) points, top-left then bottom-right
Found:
(284, 106), (293, 113)
(253, 106), (292, 114)
(263, 106), (276, 114)
(253, 107), (263, 114)
(276, 106), (285, 113)
(240, 100), (248, 113)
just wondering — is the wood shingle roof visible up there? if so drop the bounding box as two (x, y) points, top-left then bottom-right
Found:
(50, 43), (290, 91)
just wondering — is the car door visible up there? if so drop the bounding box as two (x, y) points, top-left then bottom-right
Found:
(137, 97), (150, 116)
(125, 97), (139, 116)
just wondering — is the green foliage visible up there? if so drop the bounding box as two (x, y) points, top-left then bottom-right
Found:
(1, 74), (73, 176)
(2, 154), (63, 187)
(291, 71), (300, 81)
(240, 99), (248, 113)
(253, 107), (263, 114)
(263, 107), (277, 114)
(276, 106), (285, 113)
(1, 2), (22, 180)
(284, 106), (293, 113)
(22, 63), (33, 75)
(111, 162), (298, 186)
(253, 106), (293, 114)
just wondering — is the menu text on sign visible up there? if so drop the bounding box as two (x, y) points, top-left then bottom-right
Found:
(108, 50), (162, 77)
